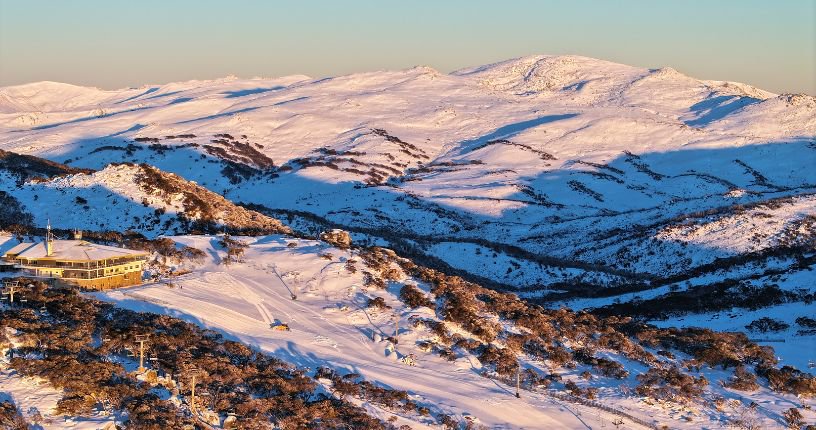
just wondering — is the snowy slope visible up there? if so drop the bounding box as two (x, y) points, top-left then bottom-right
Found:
(0, 163), (288, 235)
(89, 235), (815, 429)
(94, 236), (628, 429)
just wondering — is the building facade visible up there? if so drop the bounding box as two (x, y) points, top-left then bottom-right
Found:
(3, 236), (147, 290)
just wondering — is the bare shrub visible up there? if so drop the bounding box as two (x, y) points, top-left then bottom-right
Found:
(782, 407), (804, 429)
(0, 400), (28, 430)
(478, 345), (518, 376)
(367, 297), (391, 310)
(635, 366), (707, 402)
(320, 229), (352, 249)
(759, 365), (816, 397)
(399, 284), (434, 309)
(745, 317), (790, 333)
(219, 234), (248, 265)
(723, 366), (759, 392)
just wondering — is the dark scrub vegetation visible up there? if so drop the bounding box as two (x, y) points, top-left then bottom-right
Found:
(1, 279), (396, 429)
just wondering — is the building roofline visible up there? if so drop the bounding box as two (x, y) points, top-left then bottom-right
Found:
(3, 240), (149, 261)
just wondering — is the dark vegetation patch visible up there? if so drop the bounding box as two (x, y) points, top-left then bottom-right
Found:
(218, 160), (268, 185)
(675, 171), (739, 191)
(317, 147), (367, 157)
(319, 229), (352, 249)
(0, 149), (94, 184)
(745, 317), (790, 333)
(205, 138), (274, 169)
(399, 284), (434, 309)
(516, 184), (563, 207)
(623, 150), (665, 180)
(795, 316), (816, 335)
(635, 367), (707, 402)
(0, 191), (33, 227)
(404, 160), (483, 176)
(370, 128), (429, 160)
(579, 170), (624, 184)
(469, 139), (556, 161)
(202, 135), (278, 184)
(591, 278), (813, 320)
(0, 399), (28, 430)
(89, 143), (143, 156)
(218, 233), (248, 265)
(759, 365), (816, 397)
(146, 143), (174, 154)
(1, 280), (390, 429)
(723, 365), (759, 391)
(571, 160), (625, 175)
(367, 296), (391, 310)
(734, 158), (782, 190)
(568, 180), (604, 202)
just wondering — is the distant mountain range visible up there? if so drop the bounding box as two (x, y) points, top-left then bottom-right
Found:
(2, 54), (813, 294)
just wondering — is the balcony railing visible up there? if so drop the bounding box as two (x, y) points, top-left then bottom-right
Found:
(10, 256), (145, 270)
(20, 267), (142, 281)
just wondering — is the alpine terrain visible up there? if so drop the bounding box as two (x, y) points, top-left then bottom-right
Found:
(1, 55), (814, 429)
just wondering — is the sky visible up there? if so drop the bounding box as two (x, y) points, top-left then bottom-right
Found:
(0, 0), (814, 94)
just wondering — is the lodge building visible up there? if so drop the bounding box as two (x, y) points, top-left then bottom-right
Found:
(2, 231), (147, 290)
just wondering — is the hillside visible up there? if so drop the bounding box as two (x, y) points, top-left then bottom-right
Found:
(85, 235), (814, 428)
(0, 157), (289, 236)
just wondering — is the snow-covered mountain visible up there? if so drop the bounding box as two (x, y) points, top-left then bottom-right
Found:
(0, 54), (815, 428)
(1, 55), (813, 292)
(1, 53), (814, 343)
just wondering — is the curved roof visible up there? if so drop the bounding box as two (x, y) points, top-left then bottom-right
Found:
(4, 240), (147, 261)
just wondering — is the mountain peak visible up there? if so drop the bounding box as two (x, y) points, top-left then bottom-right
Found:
(0, 80), (111, 113)
(452, 54), (645, 100)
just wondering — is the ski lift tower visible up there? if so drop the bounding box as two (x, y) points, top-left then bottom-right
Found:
(2, 280), (28, 306)
(186, 366), (202, 416)
(134, 334), (150, 373)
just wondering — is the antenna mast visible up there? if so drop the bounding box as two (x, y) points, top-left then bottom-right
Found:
(46, 219), (54, 256)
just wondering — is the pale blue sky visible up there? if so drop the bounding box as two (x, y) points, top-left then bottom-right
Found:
(1, 0), (813, 94)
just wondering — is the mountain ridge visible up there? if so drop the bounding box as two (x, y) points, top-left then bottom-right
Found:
(3, 54), (804, 111)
